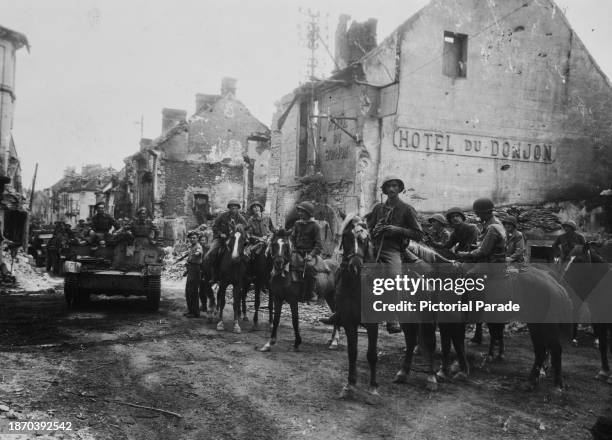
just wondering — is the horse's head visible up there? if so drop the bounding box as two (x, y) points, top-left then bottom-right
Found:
(227, 223), (247, 261)
(269, 230), (291, 273)
(341, 216), (371, 276)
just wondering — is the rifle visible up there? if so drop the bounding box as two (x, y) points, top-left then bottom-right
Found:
(374, 206), (395, 263)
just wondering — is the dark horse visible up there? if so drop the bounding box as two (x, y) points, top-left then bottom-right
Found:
(562, 243), (612, 383)
(259, 230), (301, 352)
(214, 224), (249, 334)
(335, 217), (440, 398)
(259, 229), (337, 352)
(245, 235), (272, 330)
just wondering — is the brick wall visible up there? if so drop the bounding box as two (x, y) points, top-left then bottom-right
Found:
(162, 160), (243, 230)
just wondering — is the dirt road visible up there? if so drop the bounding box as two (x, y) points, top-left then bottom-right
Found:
(0, 281), (610, 439)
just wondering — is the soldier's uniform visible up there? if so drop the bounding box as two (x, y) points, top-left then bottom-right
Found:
(552, 220), (585, 262)
(366, 176), (423, 333)
(427, 214), (451, 249)
(444, 207), (479, 253)
(459, 198), (507, 350)
(205, 200), (247, 281)
(90, 210), (117, 236)
(289, 201), (322, 301)
(184, 232), (203, 317)
(502, 216), (525, 264)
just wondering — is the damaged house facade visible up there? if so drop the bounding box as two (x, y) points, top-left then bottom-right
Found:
(267, 0), (612, 227)
(46, 165), (117, 225)
(123, 78), (270, 236)
(0, 25), (28, 244)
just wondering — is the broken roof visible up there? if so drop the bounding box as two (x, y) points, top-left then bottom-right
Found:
(0, 25), (29, 51)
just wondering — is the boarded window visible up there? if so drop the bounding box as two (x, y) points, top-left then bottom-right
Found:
(443, 31), (468, 78)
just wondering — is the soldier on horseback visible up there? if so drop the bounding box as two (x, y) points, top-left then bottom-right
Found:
(444, 207), (479, 253)
(205, 199), (247, 283)
(289, 201), (322, 302)
(320, 176), (423, 333)
(552, 220), (585, 263)
(246, 201), (275, 248)
(456, 197), (507, 355)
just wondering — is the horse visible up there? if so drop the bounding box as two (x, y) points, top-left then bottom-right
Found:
(562, 243), (612, 383)
(401, 241), (574, 391)
(259, 230), (302, 352)
(407, 242), (470, 380)
(245, 235), (273, 330)
(334, 217), (444, 398)
(214, 224), (249, 334)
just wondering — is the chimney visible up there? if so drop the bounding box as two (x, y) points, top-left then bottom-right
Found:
(161, 108), (187, 135)
(140, 138), (152, 151)
(335, 14), (351, 70)
(346, 18), (377, 64)
(221, 77), (237, 97)
(195, 94), (219, 113)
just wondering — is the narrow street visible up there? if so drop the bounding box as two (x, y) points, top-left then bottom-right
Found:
(0, 282), (609, 439)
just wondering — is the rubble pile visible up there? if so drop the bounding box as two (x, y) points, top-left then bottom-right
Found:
(497, 206), (562, 232)
(162, 246), (187, 281)
(0, 250), (56, 293)
(419, 205), (563, 232)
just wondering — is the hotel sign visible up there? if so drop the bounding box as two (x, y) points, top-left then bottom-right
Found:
(393, 127), (553, 163)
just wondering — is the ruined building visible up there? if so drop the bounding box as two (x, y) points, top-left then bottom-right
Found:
(124, 78), (270, 236)
(267, 0), (612, 230)
(0, 25), (28, 243)
(46, 165), (117, 225)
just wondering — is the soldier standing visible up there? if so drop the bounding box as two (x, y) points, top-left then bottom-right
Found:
(289, 201), (322, 302)
(184, 231), (203, 318)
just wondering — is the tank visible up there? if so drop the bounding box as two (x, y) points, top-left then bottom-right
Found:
(62, 235), (163, 311)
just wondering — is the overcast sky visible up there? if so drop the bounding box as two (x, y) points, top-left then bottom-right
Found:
(3, 0), (611, 189)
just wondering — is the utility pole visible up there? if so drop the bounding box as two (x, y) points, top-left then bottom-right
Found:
(298, 8), (330, 82)
(29, 163), (38, 211)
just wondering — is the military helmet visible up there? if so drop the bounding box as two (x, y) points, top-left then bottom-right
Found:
(445, 207), (466, 222)
(137, 206), (148, 214)
(227, 199), (241, 209)
(380, 175), (405, 194)
(472, 198), (494, 213)
(296, 201), (315, 217)
(428, 214), (447, 225)
(187, 230), (200, 238)
(561, 220), (577, 231)
(501, 215), (518, 227)
(249, 201), (264, 211)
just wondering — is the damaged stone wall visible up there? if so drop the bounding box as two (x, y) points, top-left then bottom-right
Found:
(371, 0), (612, 211)
(187, 95), (268, 164)
(162, 160), (243, 230)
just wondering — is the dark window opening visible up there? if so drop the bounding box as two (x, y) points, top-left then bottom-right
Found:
(443, 31), (468, 78)
(297, 101), (309, 176)
(193, 194), (211, 225)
